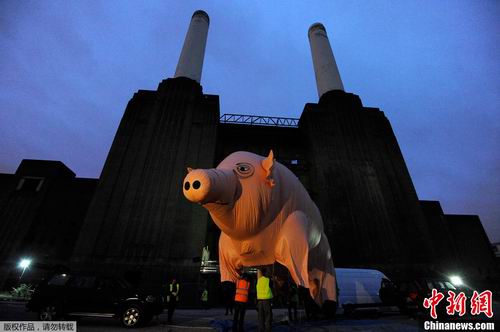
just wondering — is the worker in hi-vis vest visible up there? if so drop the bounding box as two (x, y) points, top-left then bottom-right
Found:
(166, 277), (180, 323)
(256, 268), (273, 332)
(233, 273), (250, 332)
(201, 287), (208, 310)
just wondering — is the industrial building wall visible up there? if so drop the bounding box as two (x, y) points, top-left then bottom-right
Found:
(419, 200), (460, 274)
(420, 200), (499, 288)
(70, 78), (219, 301)
(216, 124), (303, 164)
(0, 160), (97, 289)
(445, 214), (499, 288)
(299, 91), (435, 279)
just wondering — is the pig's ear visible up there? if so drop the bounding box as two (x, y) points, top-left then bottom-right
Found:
(187, 167), (193, 173)
(261, 150), (276, 187)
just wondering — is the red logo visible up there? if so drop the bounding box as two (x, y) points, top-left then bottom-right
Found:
(470, 290), (493, 318)
(446, 291), (467, 316)
(423, 288), (445, 319)
(423, 288), (494, 319)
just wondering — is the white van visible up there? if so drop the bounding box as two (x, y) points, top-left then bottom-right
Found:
(336, 268), (397, 316)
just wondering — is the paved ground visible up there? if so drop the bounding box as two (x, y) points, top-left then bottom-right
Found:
(2, 301), (499, 331)
(0, 301), (423, 331)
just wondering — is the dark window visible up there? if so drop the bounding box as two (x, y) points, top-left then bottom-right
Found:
(400, 281), (419, 292)
(68, 276), (96, 289)
(17, 177), (44, 192)
(48, 274), (71, 286)
(116, 278), (132, 289)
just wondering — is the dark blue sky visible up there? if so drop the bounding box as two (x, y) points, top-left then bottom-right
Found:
(1, 1), (499, 241)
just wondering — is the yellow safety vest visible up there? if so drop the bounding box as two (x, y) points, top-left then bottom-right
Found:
(167, 283), (180, 302)
(256, 276), (273, 300)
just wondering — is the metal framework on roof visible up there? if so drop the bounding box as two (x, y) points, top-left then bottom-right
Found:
(220, 114), (299, 128)
(200, 259), (257, 275)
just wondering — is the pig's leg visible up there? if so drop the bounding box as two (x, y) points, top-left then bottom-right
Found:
(274, 211), (310, 289)
(308, 233), (337, 304)
(219, 232), (241, 283)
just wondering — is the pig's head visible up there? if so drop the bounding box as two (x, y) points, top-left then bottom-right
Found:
(183, 150), (277, 240)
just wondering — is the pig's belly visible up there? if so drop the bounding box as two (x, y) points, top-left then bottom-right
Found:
(233, 227), (279, 267)
(236, 238), (276, 267)
(238, 251), (276, 267)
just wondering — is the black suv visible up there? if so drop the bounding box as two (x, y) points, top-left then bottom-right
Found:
(397, 278), (467, 319)
(27, 273), (163, 328)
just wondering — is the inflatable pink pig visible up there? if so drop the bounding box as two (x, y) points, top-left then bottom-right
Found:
(183, 151), (337, 305)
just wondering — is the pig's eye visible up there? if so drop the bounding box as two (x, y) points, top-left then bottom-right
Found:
(235, 163), (254, 178)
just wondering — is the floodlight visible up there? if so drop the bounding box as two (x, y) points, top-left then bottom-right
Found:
(19, 258), (31, 269)
(450, 275), (463, 286)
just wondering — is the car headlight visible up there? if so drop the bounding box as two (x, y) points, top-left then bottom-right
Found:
(449, 275), (464, 286)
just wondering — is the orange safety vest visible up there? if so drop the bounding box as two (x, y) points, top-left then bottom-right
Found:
(234, 279), (250, 303)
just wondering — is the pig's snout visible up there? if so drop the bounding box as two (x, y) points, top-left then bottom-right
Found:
(183, 169), (213, 204)
(183, 168), (239, 206)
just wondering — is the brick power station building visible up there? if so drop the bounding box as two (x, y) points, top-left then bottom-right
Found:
(1, 11), (498, 303)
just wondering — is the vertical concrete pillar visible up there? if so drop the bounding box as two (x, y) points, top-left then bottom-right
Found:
(174, 10), (210, 83)
(308, 23), (344, 98)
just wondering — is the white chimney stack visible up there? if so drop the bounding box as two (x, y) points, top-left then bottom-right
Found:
(308, 23), (344, 98)
(174, 10), (210, 83)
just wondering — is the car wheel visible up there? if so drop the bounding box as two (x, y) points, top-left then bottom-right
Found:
(121, 304), (143, 328)
(38, 304), (59, 321)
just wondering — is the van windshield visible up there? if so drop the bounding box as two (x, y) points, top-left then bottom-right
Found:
(115, 278), (132, 289)
(47, 274), (71, 286)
